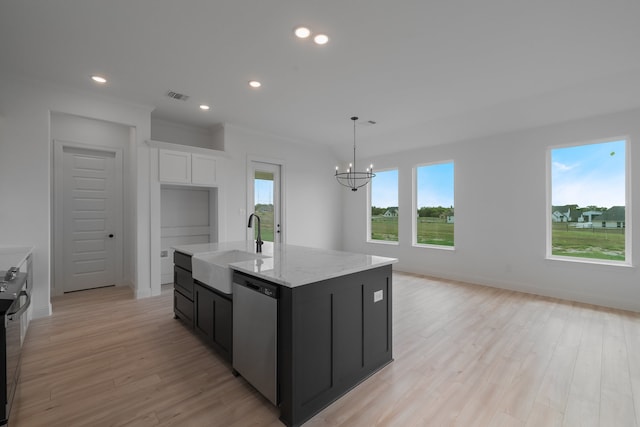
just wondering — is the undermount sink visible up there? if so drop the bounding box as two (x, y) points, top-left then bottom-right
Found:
(192, 250), (268, 294)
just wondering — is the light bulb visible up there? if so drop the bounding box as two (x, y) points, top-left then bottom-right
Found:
(314, 34), (329, 45)
(91, 75), (107, 84)
(294, 27), (311, 39)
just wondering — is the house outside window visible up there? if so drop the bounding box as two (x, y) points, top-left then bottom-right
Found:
(368, 169), (399, 243)
(414, 161), (454, 248)
(549, 138), (629, 263)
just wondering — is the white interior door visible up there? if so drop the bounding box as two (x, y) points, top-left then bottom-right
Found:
(59, 145), (122, 292)
(248, 161), (282, 243)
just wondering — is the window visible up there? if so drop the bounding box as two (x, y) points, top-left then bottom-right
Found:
(369, 169), (398, 243)
(549, 139), (628, 262)
(414, 161), (455, 247)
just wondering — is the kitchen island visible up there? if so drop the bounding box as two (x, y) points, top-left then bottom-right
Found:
(172, 242), (397, 427)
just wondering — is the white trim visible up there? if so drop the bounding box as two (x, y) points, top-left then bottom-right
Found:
(367, 167), (399, 244)
(411, 159), (455, 249)
(53, 139), (124, 296)
(246, 156), (286, 244)
(546, 135), (631, 266)
(146, 139), (228, 158)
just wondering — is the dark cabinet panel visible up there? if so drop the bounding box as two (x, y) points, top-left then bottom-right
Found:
(174, 290), (194, 327)
(364, 278), (391, 368)
(173, 251), (194, 329)
(214, 294), (232, 355)
(195, 284), (214, 338)
(333, 284), (364, 384)
(174, 251), (192, 271)
(279, 265), (393, 427)
(194, 281), (232, 361)
(174, 266), (194, 300)
(295, 293), (332, 406)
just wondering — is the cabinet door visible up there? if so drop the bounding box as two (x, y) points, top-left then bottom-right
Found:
(194, 284), (214, 339)
(194, 283), (232, 361)
(159, 149), (191, 183)
(191, 153), (217, 185)
(213, 293), (232, 355)
(174, 266), (194, 300)
(174, 290), (194, 328)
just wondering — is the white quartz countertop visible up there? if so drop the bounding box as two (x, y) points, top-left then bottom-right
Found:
(172, 241), (397, 288)
(0, 246), (33, 271)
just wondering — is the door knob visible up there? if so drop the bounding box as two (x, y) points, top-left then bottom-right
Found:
(108, 234), (114, 238)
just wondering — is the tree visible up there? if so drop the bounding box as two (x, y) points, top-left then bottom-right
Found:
(371, 206), (386, 216)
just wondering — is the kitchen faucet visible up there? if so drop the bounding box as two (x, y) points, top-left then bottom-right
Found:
(247, 213), (264, 253)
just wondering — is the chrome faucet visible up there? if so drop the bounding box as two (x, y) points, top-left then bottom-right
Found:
(247, 213), (264, 253)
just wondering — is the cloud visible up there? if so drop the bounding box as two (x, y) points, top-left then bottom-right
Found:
(552, 161), (577, 172)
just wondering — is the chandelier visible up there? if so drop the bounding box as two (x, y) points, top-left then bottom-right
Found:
(335, 116), (375, 191)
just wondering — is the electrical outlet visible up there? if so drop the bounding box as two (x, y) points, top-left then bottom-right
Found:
(374, 289), (383, 303)
(160, 250), (168, 258)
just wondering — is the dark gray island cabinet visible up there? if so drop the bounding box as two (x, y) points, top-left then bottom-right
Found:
(173, 251), (233, 362)
(172, 242), (396, 427)
(274, 264), (393, 427)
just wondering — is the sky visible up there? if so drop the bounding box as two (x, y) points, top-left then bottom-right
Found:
(371, 169), (398, 208)
(552, 139), (626, 207)
(255, 179), (273, 204)
(416, 162), (454, 208)
(370, 163), (455, 208)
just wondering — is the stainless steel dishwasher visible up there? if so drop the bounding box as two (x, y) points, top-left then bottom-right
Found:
(232, 272), (279, 405)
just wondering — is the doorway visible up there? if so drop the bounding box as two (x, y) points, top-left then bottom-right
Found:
(54, 141), (123, 293)
(247, 161), (283, 243)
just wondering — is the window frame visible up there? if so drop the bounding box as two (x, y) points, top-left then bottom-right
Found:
(412, 160), (456, 250)
(546, 136), (632, 266)
(367, 167), (400, 245)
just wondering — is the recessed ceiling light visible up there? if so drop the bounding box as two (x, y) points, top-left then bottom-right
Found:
(90, 75), (107, 84)
(294, 26), (311, 39)
(248, 80), (262, 88)
(199, 104), (210, 111)
(313, 34), (329, 45)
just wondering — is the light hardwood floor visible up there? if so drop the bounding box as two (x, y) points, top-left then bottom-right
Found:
(12, 273), (640, 427)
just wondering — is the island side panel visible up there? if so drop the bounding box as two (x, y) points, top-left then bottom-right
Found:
(279, 264), (393, 427)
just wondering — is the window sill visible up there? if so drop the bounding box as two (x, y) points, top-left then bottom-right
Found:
(367, 240), (399, 246)
(546, 255), (632, 268)
(412, 243), (455, 251)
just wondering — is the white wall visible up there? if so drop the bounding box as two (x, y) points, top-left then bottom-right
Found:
(151, 118), (223, 150)
(342, 108), (640, 312)
(221, 124), (343, 249)
(0, 75), (152, 317)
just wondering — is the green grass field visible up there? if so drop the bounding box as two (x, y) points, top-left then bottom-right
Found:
(551, 223), (625, 261)
(416, 218), (454, 246)
(370, 217), (454, 246)
(252, 210), (274, 242)
(257, 212), (624, 261)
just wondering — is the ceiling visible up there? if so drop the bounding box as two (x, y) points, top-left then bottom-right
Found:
(2, 1), (640, 157)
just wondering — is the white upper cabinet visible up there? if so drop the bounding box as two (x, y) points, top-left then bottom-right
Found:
(191, 153), (217, 185)
(159, 149), (191, 184)
(159, 149), (217, 185)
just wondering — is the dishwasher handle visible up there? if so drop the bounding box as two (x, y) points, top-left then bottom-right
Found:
(233, 272), (279, 299)
(244, 281), (261, 292)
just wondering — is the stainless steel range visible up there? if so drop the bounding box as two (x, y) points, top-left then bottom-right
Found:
(0, 268), (30, 427)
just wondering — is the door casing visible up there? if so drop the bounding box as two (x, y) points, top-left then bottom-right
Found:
(246, 157), (285, 244)
(53, 140), (124, 295)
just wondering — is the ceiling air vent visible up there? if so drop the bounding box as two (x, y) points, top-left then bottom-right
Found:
(166, 91), (190, 101)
